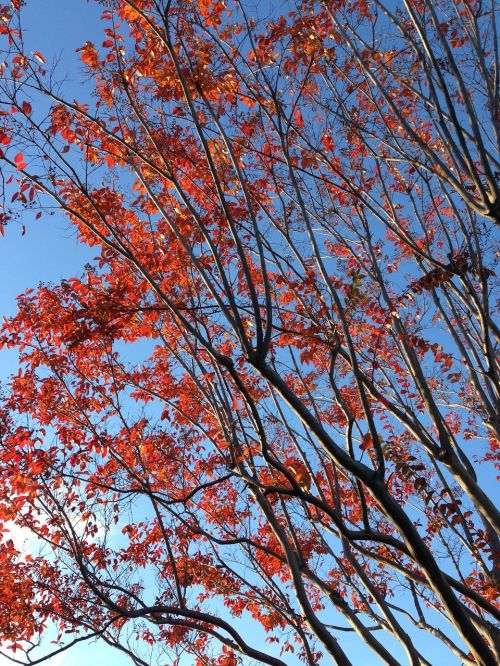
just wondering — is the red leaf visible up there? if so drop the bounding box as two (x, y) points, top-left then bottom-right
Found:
(32, 51), (46, 64)
(14, 152), (27, 170)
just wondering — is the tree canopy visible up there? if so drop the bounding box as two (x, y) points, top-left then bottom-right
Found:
(0, 1), (498, 665)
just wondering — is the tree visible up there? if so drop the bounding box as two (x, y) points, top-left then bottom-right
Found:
(0, 0), (498, 664)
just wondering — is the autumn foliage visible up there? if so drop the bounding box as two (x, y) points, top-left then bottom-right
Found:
(0, 1), (499, 665)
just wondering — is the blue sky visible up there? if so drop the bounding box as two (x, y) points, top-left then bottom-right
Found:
(0, 0), (102, 369)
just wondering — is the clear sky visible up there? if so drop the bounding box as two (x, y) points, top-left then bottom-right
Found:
(0, 0), (103, 371)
